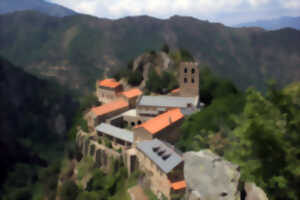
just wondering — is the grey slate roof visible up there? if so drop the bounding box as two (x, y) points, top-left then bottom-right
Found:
(137, 95), (199, 108)
(136, 139), (183, 173)
(96, 123), (134, 143)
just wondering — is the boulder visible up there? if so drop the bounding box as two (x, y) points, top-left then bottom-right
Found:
(184, 149), (240, 200)
(244, 183), (268, 200)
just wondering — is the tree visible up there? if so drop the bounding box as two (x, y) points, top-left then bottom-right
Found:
(60, 180), (79, 200)
(161, 43), (170, 54)
(128, 70), (143, 86)
(225, 88), (300, 200)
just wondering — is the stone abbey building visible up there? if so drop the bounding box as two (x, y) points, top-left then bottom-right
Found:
(80, 62), (201, 200)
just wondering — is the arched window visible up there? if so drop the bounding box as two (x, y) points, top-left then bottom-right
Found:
(138, 120), (142, 125)
(131, 122), (135, 126)
(184, 68), (188, 73)
(191, 78), (195, 83)
(184, 78), (188, 83)
(192, 68), (195, 74)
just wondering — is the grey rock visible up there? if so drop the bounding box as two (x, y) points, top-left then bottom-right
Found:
(184, 149), (240, 200)
(245, 182), (268, 200)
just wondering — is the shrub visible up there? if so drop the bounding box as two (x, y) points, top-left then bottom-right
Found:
(59, 180), (79, 200)
(161, 43), (170, 54)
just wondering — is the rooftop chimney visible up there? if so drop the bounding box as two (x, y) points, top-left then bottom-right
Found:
(169, 116), (172, 124)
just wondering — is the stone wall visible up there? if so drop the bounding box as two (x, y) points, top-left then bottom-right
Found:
(136, 149), (172, 200)
(76, 131), (121, 171)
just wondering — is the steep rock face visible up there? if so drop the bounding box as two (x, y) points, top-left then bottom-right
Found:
(244, 183), (268, 200)
(183, 149), (240, 200)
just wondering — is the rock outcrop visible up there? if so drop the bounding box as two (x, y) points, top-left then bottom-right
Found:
(244, 183), (268, 200)
(132, 51), (174, 89)
(183, 149), (240, 200)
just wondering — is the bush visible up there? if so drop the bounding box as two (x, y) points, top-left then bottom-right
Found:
(146, 68), (178, 94)
(161, 43), (170, 54)
(60, 180), (79, 200)
(104, 137), (112, 149)
(128, 70), (143, 86)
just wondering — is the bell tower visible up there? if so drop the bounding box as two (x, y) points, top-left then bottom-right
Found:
(179, 62), (199, 97)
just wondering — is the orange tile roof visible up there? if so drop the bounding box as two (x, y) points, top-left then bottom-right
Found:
(171, 88), (180, 94)
(99, 79), (121, 88)
(171, 180), (186, 191)
(122, 88), (142, 99)
(91, 99), (128, 116)
(135, 108), (184, 135)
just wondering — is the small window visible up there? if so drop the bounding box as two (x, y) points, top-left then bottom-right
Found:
(138, 120), (142, 125)
(192, 68), (195, 74)
(131, 122), (135, 126)
(184, 78), (187, 83)
(191, 78), (195, 83)
(184, 68), (188, 73)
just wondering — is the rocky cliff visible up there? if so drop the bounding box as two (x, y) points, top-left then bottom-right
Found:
(183, 150), (241, 200)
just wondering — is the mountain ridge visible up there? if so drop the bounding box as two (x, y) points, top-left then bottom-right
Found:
(0, 0), (76, 17)
(0, 11), (300, 93)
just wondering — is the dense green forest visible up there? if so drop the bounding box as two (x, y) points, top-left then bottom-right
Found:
(0, 57), (78, 199)
(177, 68), (300, 200)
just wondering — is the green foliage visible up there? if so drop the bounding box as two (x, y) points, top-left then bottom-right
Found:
(77, 157), (94, 181)
(128, 70), (143, 86)
(224, 87), (300, 200)
(179, 48), (194, 61)
(104, 136), (112, 148)
(170, 48), (194, 64)
(177, 69), (244, 152)
(177, 94), (245, 152)
(200, 67), (239, 105)
(146, 68), (178, 94)
(84, 166), (130, 200)
(68, 93), (99, 140)
(59, 180), (79, 200)
(161, 43), (170, 54)
(182, 78), (300, 199)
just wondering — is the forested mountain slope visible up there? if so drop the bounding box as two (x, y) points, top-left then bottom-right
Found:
(0, 0), (76, 17)
(1, 11), (300, 93)
(0, 57), (77, 199)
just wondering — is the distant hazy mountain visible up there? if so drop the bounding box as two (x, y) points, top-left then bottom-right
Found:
(236, 16), (300, 30)
(0, 0), (76, 17)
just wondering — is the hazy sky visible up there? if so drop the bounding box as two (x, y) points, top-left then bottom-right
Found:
(49, 0), (300, 25)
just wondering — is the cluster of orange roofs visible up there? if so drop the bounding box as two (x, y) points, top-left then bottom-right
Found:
(83, 63), (201, 199)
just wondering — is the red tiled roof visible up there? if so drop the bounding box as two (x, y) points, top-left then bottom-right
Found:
(122, 88), (142, 99)
(171, 88), (180, 94)
(171, 180), (186, 191)
(135, 108), (184, 135)
(99, 79), (121, 88)
(91, 99), (128, 116)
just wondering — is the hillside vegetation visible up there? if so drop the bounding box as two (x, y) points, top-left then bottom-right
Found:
(177, 70), (300, 200)
(1, 11), (300, 93)
(0, 56), (78, 199)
